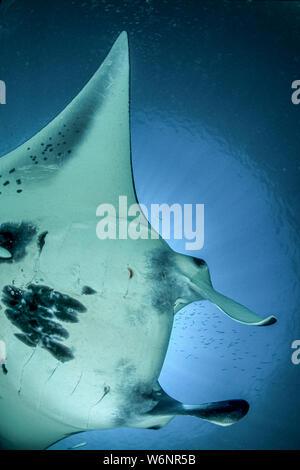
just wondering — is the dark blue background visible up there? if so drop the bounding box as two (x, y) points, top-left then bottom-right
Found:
(0, 0), (299, 449)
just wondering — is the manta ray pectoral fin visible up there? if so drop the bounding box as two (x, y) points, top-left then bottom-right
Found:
(0, 31), (138, 221)
(189, 261), (277, 326)
(149, 393), (249, 427)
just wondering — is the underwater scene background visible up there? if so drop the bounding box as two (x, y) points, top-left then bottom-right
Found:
(0, 0), (299, 450)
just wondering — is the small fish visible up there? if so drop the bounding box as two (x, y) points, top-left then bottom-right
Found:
(70, 442), (87, 449)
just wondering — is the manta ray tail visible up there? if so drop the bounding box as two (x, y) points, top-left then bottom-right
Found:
(149, 393), (249, 427)
(190, 259), (277, 326)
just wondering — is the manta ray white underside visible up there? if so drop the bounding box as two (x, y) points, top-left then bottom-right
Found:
(0, 32), (276, 449)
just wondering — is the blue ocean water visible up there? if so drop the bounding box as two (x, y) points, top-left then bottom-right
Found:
(0, 0), (299, 449)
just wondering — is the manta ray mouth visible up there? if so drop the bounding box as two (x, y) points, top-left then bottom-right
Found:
(2, 283), (87, 362)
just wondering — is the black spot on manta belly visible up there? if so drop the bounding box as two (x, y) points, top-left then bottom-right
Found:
(42, 336), (74, 363)
(14, 333), (39, 347)
(82, 286), (97, 295)
(0, 222), (37, 263)
(37, 231), (48, 253)
(2, 284), (87, 362)
(146, 249), (180, 315)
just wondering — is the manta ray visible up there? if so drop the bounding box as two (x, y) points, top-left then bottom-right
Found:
(0, 32), (276, 450)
